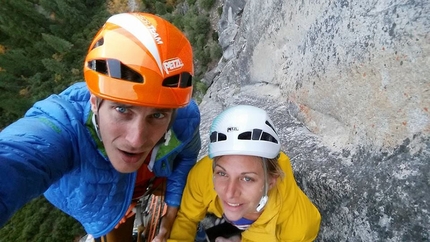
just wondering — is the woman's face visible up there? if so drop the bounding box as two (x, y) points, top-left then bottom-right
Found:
(213, 155), (267, 221)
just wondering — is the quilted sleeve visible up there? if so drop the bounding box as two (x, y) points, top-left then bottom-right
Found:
(0, 96), (79, 226)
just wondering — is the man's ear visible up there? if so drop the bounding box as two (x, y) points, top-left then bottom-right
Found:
(89, 94), (98, 113)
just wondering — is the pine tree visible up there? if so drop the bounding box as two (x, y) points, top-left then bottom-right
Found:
(0, 0), (49, 126)
(0, 0), (108, 127)
(0, 0), (108, 239)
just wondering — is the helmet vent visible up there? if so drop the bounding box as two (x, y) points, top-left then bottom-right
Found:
(179, 72), (192, 87)
(162, 72), (192, 88)
(87, 59), (143, 83)
(88, 60), (108, 74)
(210, 131), (227, 143)
(238, 131), (251, 140)
(90, 37), (104, 50)
(265, 120), (277, 134)
(238, 129), (278, 144)
(261, 132), (278, 143)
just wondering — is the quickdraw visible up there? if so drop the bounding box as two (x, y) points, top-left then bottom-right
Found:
(134, 178), (167, 242)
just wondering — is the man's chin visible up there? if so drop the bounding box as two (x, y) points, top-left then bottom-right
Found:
(107, 152), (146, 173)
(111, 161), (142, 173)
(115, 167), (138, 173)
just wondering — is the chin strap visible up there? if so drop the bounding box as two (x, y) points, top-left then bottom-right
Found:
(91, 112), (102, 141)
(256, 158), (269, 212)
(91, 98), (104, 141)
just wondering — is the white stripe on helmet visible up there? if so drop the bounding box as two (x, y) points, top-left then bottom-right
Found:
(107, 13), (164, 76)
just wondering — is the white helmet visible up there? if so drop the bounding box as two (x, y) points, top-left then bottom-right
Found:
(209, 105), (281, 159)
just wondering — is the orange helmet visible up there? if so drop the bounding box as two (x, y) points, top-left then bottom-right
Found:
(84, 13), (194, 108)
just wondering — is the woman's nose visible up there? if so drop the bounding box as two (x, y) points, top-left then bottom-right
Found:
(224, 179), (240, 198)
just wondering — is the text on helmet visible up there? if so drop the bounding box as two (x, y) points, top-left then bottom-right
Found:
(227, 127), (239, 132)
(136, 15), (163, 45)
(163, 58), (184, 74)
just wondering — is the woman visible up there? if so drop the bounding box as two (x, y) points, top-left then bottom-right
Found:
(169, 105), (321, 242)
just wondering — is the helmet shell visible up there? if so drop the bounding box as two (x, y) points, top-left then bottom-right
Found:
(84, 13), (194, 108)
(209, 105), (281, 159)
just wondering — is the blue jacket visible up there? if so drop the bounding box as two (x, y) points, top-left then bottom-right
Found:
(0, 82), (201, 237)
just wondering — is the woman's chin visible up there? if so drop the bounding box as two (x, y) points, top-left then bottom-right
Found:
(223, 211), (243, 222)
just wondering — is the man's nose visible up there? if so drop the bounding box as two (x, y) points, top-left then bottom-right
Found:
(125, 119), (148, 148)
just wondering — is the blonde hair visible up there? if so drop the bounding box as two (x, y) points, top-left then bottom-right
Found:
(212, 154), (285, 179)
(266, 154), (285, 179)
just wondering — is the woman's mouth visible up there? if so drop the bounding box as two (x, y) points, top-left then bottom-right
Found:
(223, 201), (243, 210)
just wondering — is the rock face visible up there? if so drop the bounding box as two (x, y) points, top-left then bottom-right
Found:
(199, 0), (430, 241)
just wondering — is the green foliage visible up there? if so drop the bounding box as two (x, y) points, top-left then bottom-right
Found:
(194, 48), (211, 74)
(194, 79), (207, 95)
(0, 0), (108, 237)
(0, 0), (108, 127)
(142, 0), (175, 14)
(183, 12), (211, 46)
(187, 0), (197, 5)
(0, 196), (85, 241)
(160, 2), (221, 82)
(191, 77), (207, 103)
(217, 6), (223, 16)
(166, 13), (185, 30)
(209, 41), (222, 60)
(199, 0), (215, 11)
(155, 1), (167, 14)
(0, 1), (50, 47)
(41, 33), (73, 53)
(211, 31), (219, 41)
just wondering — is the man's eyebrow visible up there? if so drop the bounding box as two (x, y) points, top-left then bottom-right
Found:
(154, 108), (174, 113)
(111, 101), (130, 106)
(110, 102), (173, 112)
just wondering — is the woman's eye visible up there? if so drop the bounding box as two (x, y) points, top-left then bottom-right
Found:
(216, 171), (226, 177)
(115, 106), (128, 114)
(152, 113), (165, 119)
(242, 177), (254, 182)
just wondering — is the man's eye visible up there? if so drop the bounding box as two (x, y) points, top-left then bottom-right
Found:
(152, 113), (165, 119)
(115, 106), (128, 113)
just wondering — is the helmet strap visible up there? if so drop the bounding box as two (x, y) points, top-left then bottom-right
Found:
(156, 109), (177, 145)
(256, 158), (269, 212)
(91, 113), (102, 141)
(91, 98), (104, 141)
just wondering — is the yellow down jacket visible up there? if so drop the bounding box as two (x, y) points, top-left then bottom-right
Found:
(169, 152), (321, 242)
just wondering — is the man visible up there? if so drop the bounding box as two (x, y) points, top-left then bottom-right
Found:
(0, 12), (200, 242)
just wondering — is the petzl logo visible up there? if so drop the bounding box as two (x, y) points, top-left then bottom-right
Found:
(163, 58), (184, 74)
(227, 127), (238, 132)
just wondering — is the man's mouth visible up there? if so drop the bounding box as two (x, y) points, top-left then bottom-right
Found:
(119, 150), (144, 164)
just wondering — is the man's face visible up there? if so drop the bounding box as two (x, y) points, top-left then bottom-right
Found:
(90, 95), (173, 173)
